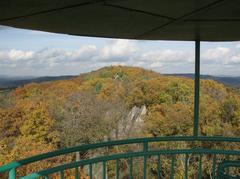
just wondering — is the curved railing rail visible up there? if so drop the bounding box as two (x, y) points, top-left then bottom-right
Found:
(218, 160), (240, 179)
(0, 136), (240, 179)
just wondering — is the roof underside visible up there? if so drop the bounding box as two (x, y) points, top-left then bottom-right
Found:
(0, 0), (240, 41)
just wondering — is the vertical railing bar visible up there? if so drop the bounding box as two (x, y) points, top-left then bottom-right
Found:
(9, 168), (16, 179)
(129, 157), (133, 179)
(103, 161), (106, 179)
(226, 155), (230, 175)
(170, 155), (176, 179)
(198, 154), (202, 179)
(194, 40), (200, 138)
(75, 167), (79, 179)
(143, 155), (147, 179)
(89, 164), (92, 179)
(157, 154), (161, 179)
(60, 170), (64, 179)
(143, 141), (148, 179)
(212, 154), (217, 179)
(184, 154), (188, 179)
(116, 159), (119, 179)
(137, 158), (140, 179)
(44, 176), (49, 179)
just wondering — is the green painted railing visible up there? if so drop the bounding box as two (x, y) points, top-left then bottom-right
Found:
(218, 160), (240, 179)
(0, 136), (239, 179)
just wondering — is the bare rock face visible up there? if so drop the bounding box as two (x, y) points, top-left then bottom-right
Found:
(130, 105), (147, 123)
(117, 105), (147, 139)
(95, 105), (147, 179)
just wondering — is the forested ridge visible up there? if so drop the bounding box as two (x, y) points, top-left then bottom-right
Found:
(0, 66), (239, 178)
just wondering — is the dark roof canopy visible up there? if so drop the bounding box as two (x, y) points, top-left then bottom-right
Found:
(0, 0), (240, 41)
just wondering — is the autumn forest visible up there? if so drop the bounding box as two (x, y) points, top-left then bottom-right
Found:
(0, 66), (239, 178)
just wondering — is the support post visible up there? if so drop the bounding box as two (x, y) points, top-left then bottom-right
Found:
(193, 40), (200, 138)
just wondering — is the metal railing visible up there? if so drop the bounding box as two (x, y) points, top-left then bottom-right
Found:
(0, 136), (239, 179)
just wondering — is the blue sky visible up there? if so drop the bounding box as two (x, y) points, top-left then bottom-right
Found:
(1, 25), (240, 77)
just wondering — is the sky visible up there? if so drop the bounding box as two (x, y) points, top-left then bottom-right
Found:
(0, 25), (240, 77)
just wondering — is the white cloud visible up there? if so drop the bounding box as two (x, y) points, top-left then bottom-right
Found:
(141, 49), (193, 63)
(0, 49), (34, 62)
(150, 62), (163, 68)
(202, 47), (230, 61)
(67, 45), (97, 60)
(230, 54), (240, 63)
(100, 39), (138, 60)
(1, 41), (240, 76)
(8, 49), (34, 61)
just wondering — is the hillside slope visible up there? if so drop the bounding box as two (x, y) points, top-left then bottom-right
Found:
(1, 70), (240, 89)
(0, 66), (239, 178)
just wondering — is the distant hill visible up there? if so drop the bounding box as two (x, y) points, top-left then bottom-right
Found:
(165, 74), (240, 88)
(1, 71), (240, 90)
(0, 75), (76, 89)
